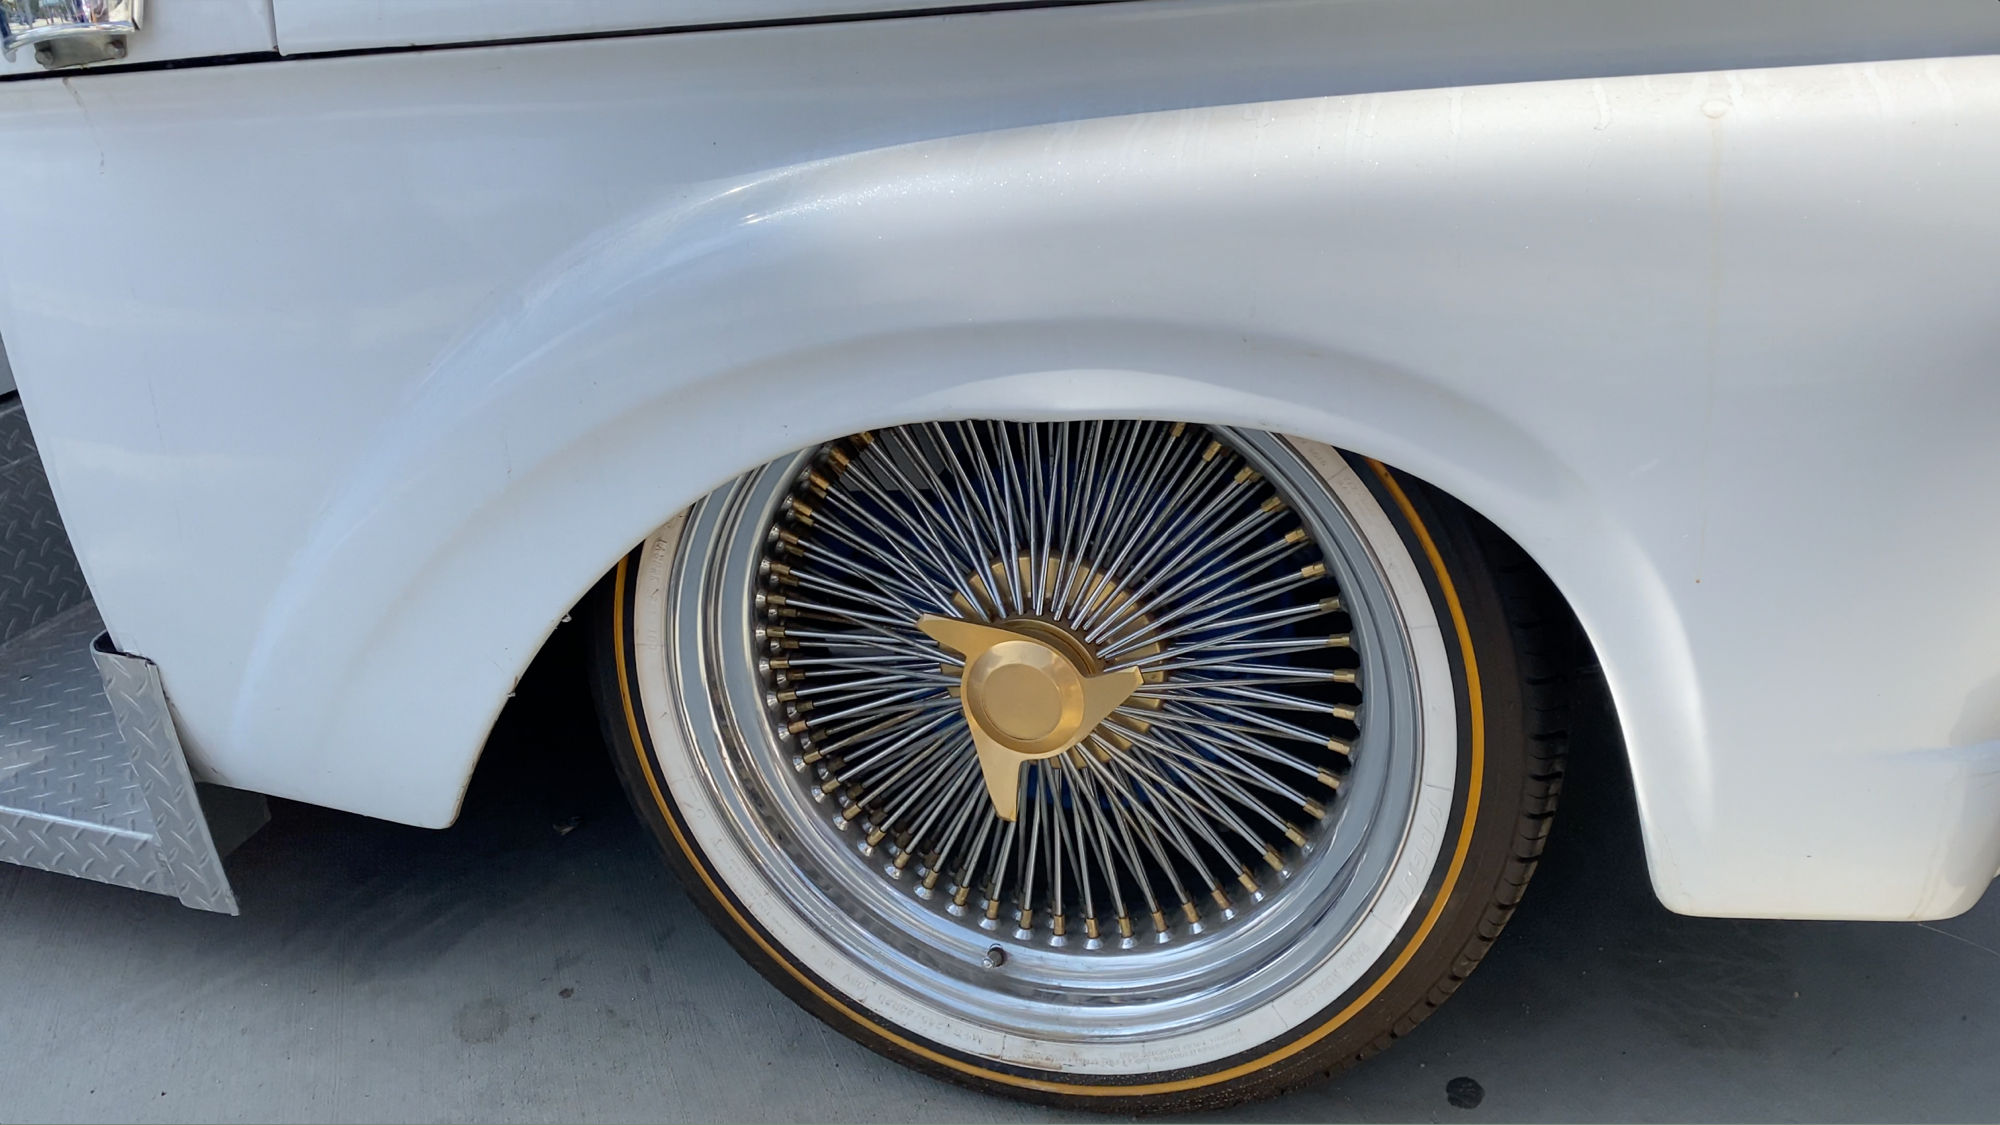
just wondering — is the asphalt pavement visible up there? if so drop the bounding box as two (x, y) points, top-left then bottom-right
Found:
(2, 634), (1995, 1123)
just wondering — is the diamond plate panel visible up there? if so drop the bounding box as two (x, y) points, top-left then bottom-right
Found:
(0, 602), (240, 914)
(93, 636), (239, 914)
(0, 809), (160, 891)
(0, 397), (36, 465)
(0, 604), (144, 827)
(0, 398), (88, 646)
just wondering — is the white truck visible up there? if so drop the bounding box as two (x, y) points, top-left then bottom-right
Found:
(2, 0), (1997, 1110)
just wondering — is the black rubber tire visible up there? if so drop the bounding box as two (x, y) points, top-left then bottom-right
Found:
(591, 455), (1570, 1114)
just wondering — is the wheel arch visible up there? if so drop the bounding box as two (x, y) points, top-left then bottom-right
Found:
(226, 105), (1706, 915)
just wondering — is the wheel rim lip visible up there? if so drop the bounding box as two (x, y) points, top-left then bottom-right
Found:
(657, 426), (1446, 1054)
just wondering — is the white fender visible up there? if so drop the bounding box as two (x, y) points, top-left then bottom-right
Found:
(8, 42), (1996, 920)
(243, 85), (1728, 902)
(244, 63), (2000, 919)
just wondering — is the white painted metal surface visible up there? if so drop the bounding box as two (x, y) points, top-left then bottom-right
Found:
(0, 0), (1996, 922)
(0, 0), (270, 76)
(273, 0), (1020, 54)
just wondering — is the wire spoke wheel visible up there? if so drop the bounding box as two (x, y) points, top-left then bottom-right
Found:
(598, 420), (1566, 1110)
(765, 421), (1361, 946)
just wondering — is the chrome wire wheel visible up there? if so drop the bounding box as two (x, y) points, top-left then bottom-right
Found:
(764, 422), (1376, 946)
(608, 420), (1494, 1090)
